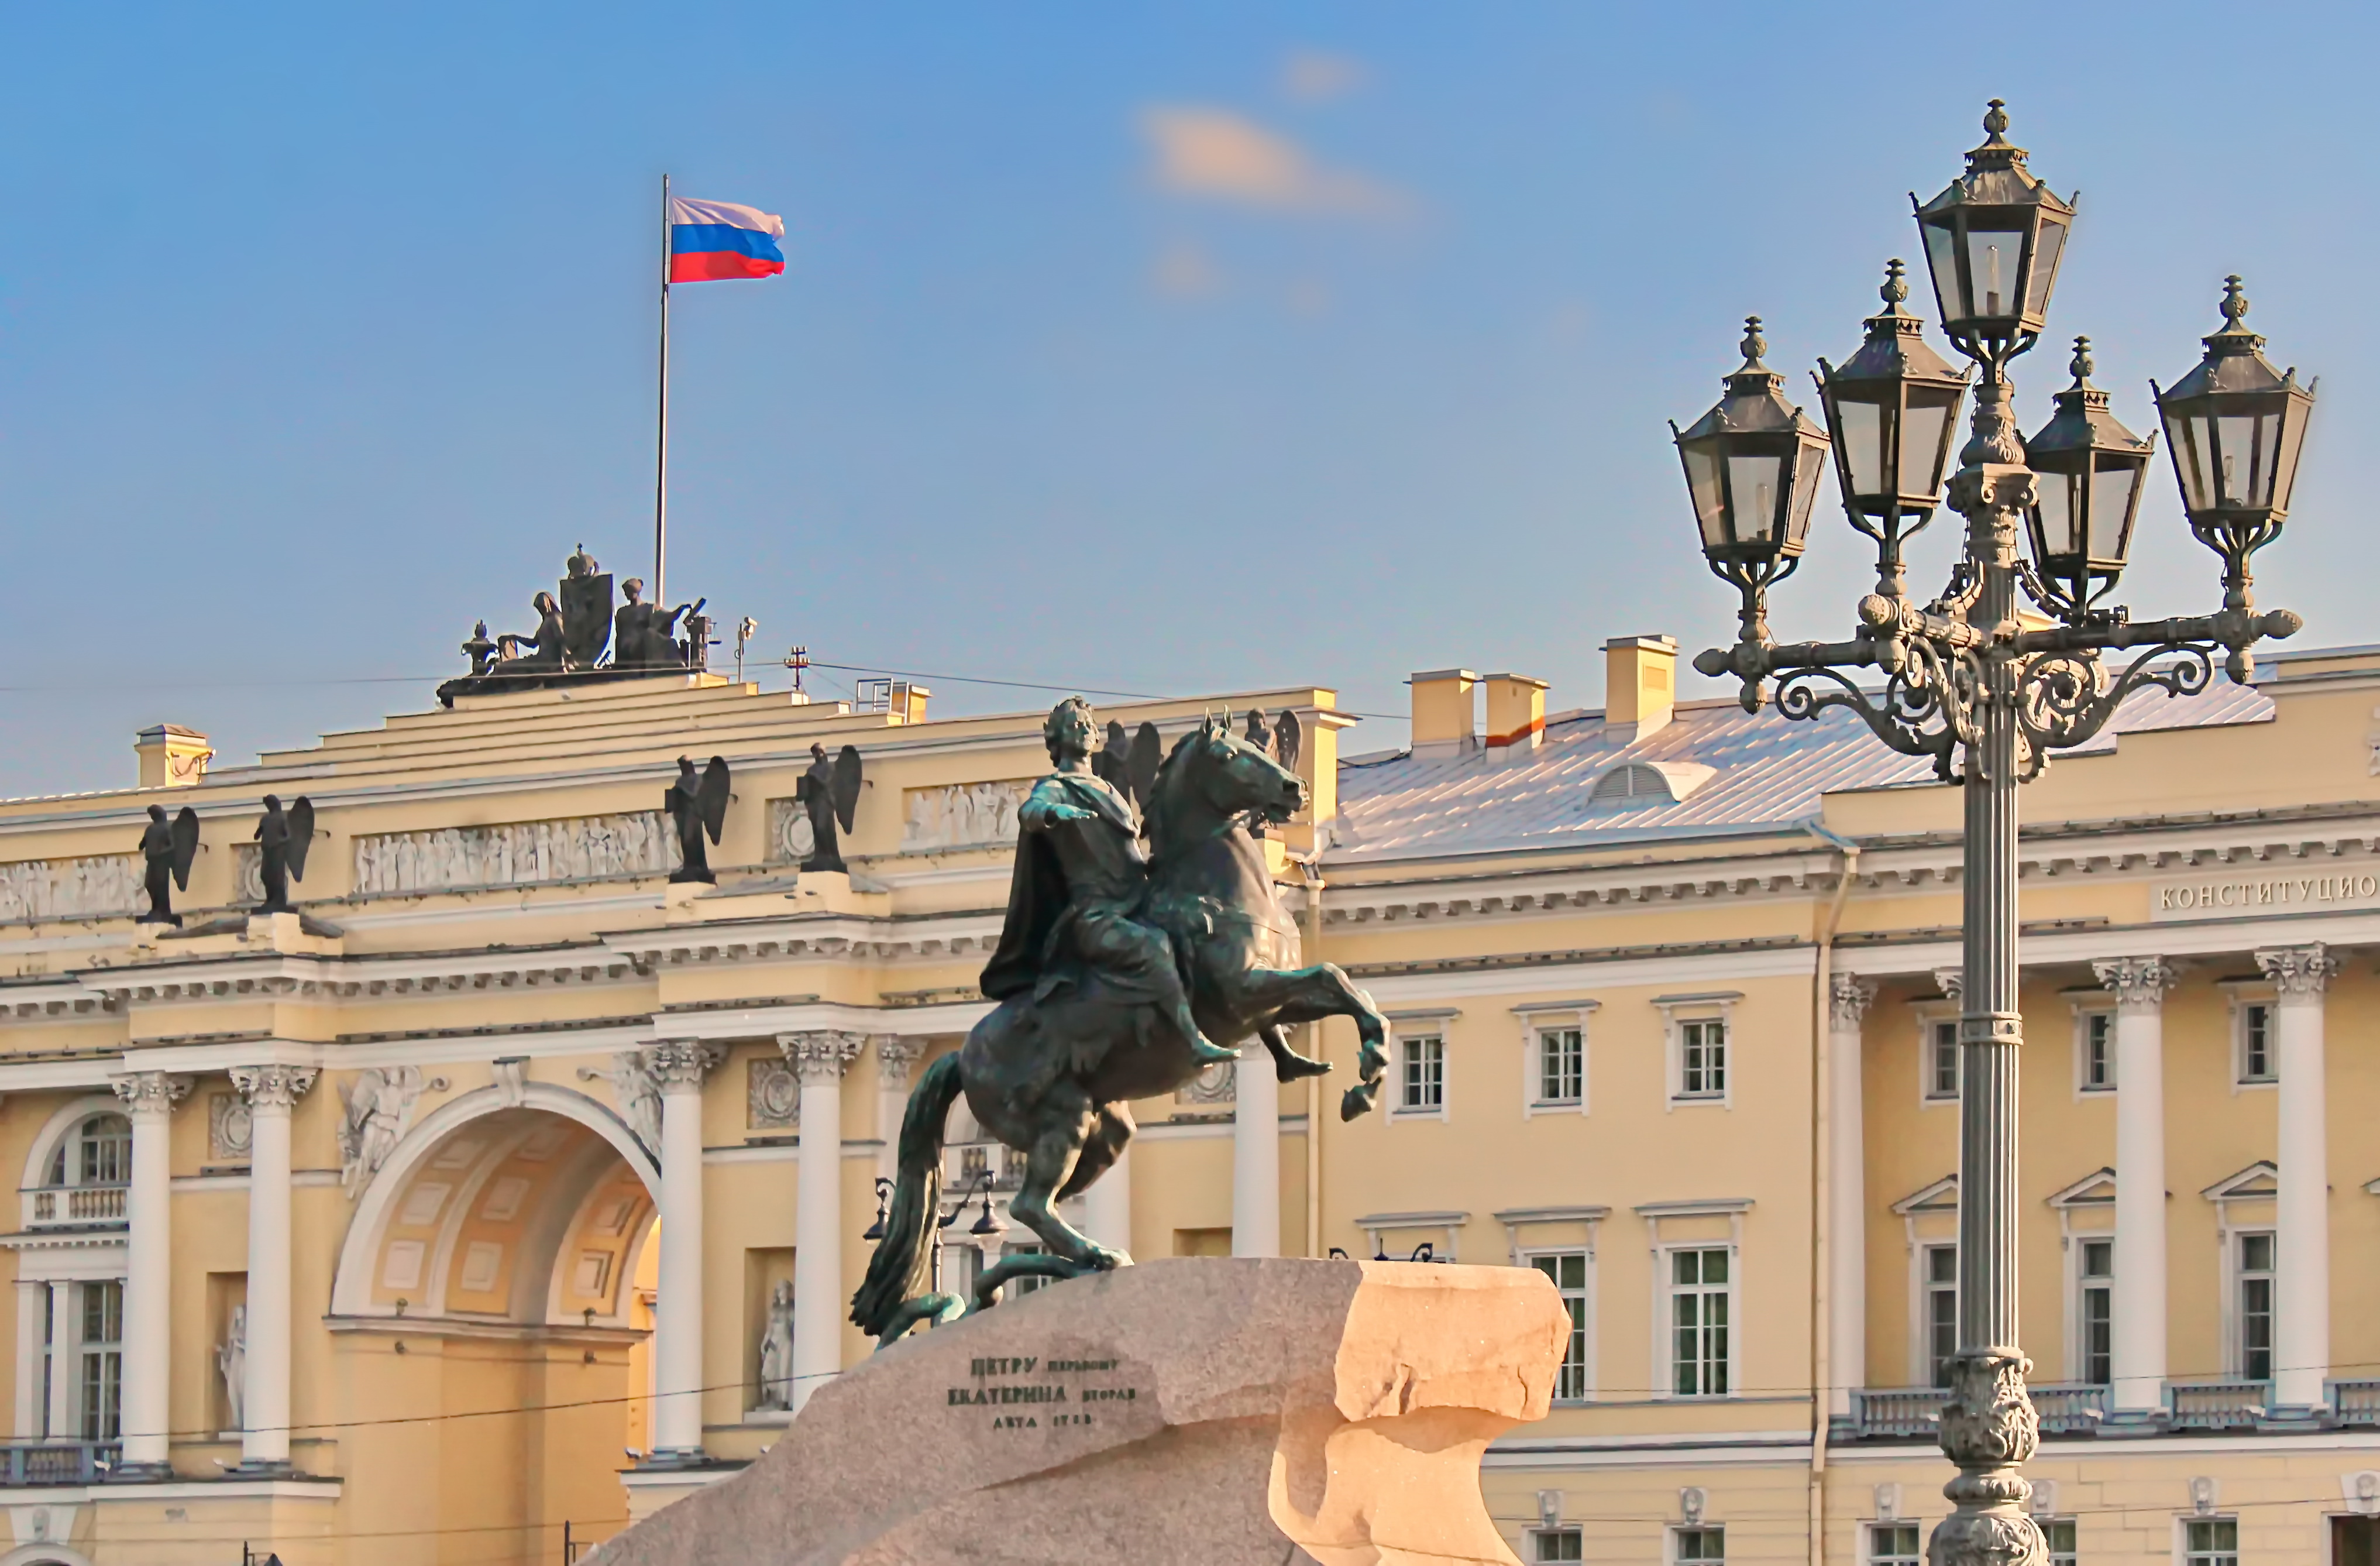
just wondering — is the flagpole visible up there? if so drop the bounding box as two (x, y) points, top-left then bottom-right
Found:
(654, 173), (672, 605)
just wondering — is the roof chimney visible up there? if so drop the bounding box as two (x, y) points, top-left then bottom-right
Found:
(1484, 673), (1549, 761)
(1602, 635), (1677, 741)
(135, 724), (212, 789)
(1408, 669), (1478, 760)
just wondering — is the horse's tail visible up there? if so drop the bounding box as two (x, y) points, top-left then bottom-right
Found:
(849, 1051), (962, 1340)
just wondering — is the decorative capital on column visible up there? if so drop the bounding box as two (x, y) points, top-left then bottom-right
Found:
(779, 1031), (866, 1084)
(875, 1034), (926, 1086)
(230, 1064), (319, 1112)
(2093, 956), (2181, 1015)
(110, 1071), (192, 1118)
(1828, 973), (1878, 1030)
(640, 1040), (723, 1094)
(1932, 968), (1964, 1004)
(2257, 943), (2338, 999)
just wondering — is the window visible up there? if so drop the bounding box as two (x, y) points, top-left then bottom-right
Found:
(47, 1112), (131, 1187)
(78, 1280), (122, 1442)
(1536, 1027), (1583, 1107)
(2080, 1011), (2115, 1092)
(1926, 1019), (1959, 1100)
(1532, 1527), (1582, 1562)
(2238, 1001), (2274, 1082)
(2185, 1517), (2238, 1566)
(1670, 1248), (1731, 1396)
(1679, 1019), (1726, 1099)
(1673, 1525), (1725, 1562)
(2044, 1517), (2077, 1565)
(1398, 1036), (1444, 1114)
(2237, 1231), (2275, 1381)
(2077, 1239), (2113, 1385)
(1870, 1523), (1921, 1565)
(1530, 1251), (1590, 1402)
(1924, 1244), (1958, 1388)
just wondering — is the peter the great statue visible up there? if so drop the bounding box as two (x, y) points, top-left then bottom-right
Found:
(852, 699), (1391, 1341)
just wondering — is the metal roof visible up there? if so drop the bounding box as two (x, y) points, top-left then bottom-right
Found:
(1331, 676), (2272, 864)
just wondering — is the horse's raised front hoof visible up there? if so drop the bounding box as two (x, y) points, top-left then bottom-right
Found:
(1273, 1048), (1333, 1082)
(1340, 1080), (1381, 1121)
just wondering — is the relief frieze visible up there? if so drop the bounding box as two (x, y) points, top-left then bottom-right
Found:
(352, 812), (679, 895)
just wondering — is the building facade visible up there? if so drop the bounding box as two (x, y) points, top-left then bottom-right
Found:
(0, 634), (2372, 1564)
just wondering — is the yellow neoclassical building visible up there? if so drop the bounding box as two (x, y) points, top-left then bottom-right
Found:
(0, 623), (2376, 1565)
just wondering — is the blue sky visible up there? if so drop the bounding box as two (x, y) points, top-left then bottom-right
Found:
(2, 4), (2371, 795)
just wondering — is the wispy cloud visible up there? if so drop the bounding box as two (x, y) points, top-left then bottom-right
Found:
(1139, 106), (1408, 217)
(1280, 50), (1366, 104)
(1151, 241), (1223, 299)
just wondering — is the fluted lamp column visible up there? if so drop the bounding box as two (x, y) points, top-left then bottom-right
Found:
(2258, 944), (2336, 1417)
(2093, 957), (2178, 1426)
(644, 1040), (720, 1462)
(782, 1031), (864, 1413)
(112, 1071), (190, 1479)
(1825, 975), (1875, 1426)
(231, 1064), (317, 1473)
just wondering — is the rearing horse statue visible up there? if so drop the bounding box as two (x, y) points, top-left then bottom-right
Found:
(851, 706), (1391, 1342)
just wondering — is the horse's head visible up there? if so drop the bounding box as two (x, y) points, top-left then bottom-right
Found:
(1158, 714), (1308, 832)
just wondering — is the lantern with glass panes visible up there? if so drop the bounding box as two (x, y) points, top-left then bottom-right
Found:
(1670, 317), (1831, 652)
(2152, 276), (2317, 622)
(1814, 259), (1971, 597)
(2020, 336), (2155, 621)
(1911, 99), (2075, 369)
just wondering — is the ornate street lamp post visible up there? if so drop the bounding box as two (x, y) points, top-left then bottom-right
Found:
(1675, 102), (2311, 1566)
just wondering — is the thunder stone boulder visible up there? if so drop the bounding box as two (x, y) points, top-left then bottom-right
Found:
(599, 1256), (1567, 1565)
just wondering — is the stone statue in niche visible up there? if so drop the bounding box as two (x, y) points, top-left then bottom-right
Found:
(756, 1280), (796, 1410)
(795, 743), (862, 873)
(136, 804), (200, 925)
(336, 1066), (433, 1198)
(216, 1304), (246, 1431)
(665, 756), (730, 884)
(253, 795), (314, 914)
(580, 1052), (662, 1153)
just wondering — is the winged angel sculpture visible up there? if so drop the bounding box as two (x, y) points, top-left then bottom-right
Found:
(137, 805), (200, 925)
(851, 701), (1391, 1344)
(665, 756), (730, 884)
(254, 795), (314, 914)
(795, 742), (862, 874)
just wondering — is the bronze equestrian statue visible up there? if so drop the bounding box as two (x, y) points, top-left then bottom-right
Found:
(851, 699), (1390, 1343)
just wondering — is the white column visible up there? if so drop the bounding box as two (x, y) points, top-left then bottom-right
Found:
(783, 1031), (862, 1414)
(43, 1282), (73, 1442)
(111, 1071), (190, 1475)
(1232, 1050), (1280, 1257)
(873, 1036), (923, 1189)
(1085, 1144), (1133, 1258)
(1825, 974), (1874, 1421)
(2259, 944), (2336, 1412)
(230, 1063), (316, 1471)
(2094, 956), (2179, 1419)
(644, 1041), (718, 1460)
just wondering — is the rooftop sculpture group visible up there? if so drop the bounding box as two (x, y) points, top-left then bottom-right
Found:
(440, 547), (713, 706)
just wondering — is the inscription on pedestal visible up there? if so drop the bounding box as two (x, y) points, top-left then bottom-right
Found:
(944, 1351), (1149, 1433)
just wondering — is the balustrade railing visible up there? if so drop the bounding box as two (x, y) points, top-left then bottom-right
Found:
(23, 1184), (128, 1226)
(2330, 1379), (2380, 1428)
(1849, 1383), (2107, 1440)
(0, 1441), (119, 1485)
(2166, 1379), (2269, 1431)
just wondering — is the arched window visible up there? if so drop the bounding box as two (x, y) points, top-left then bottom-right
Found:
(44, 1114), (130, 1189)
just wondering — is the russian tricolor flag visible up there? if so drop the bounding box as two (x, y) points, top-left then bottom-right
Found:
(668, 196), (786, 283)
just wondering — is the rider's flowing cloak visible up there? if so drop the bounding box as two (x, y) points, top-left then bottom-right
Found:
(978, 773), (1141, 1002)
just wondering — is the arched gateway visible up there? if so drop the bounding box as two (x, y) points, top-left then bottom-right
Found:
(328, 1084), (663, 1537)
